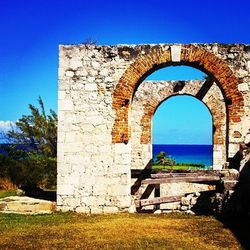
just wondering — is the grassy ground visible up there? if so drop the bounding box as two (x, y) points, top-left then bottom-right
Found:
(152, 165), (206, 171)
(0, 212), (241, 250)
(0, 190), (16, 199)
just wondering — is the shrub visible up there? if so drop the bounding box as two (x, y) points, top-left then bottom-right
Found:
(153, 151), (176, 166)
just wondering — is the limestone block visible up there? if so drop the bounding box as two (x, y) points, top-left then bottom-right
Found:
(0, 196), (55, 214)
(75, 206), (91, 213)
(116, 196), (131, 208)
(114, 143), (131, 154)
(247, 60), (250, 71)
(65, 70), (74, 77)
(92, 61), (100, 69)
(191, 197), (198, 205)
(64, 142), (84, 153)
(57, 184), (75, 196)
(63, 197), (80, 207)
(213, 164), (223, 170)
(98, 145), (112, 153)
(80, 196), (99, 207)
(245, 133), (250, 143)
(180, 205), (188, 211)
(238, 83), (249, 92)
(70, 60), (82, 69)
(128, 205), (136, 213)
(181, 197), (191, 206)
(57, 206), (75, 212)
(160, 202), (180, 210)
(93, 181), (108, 196)
(57, 163), (71, 177)
(114, 154), (131, 165)
(78, 68), (88, 76)
(186, 210), (195, 215)
(85, 83), (97, 91)
(85, 144), (98, 153)
(58, 90), (66, 100)
(171, 45), (181, 62)
(103, 206), (119, 213)
(90, 206), (103, 214)
(222, 180), (238, 190)
(85, 116), (104, 126)
(107, 184), (130, 196)
(107, 164), (128, 175)
(56, 195), (63, 206)
(57, 132), (66, 143)
(59, 99), (74, 111)
(228, 144), (239, 157)
(154, 210), (162, 214)
(100, 69), (109, 76)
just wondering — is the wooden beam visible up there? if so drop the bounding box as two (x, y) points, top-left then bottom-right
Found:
(151, 171), (221, 179)
(139, 195), (182, 207)
(142, 176), (220, 185)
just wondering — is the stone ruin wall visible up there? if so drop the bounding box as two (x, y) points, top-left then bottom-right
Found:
(57, 43), (250, 213)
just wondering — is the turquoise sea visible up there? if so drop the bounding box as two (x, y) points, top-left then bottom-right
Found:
(153, 144), (213, 167)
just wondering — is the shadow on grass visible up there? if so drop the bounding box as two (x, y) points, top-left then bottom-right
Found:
(218, 147), (250, 249)
(220, 217), (250, 249)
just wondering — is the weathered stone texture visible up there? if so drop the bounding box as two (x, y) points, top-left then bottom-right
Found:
(58, 43), (250, 213)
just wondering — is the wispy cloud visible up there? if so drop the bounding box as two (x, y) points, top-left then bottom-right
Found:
(0, 121), (17, 143)
(0, 121), (16, 133)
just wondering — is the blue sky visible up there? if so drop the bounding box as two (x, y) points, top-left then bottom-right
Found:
(152, 95), (212, 145)
(0, 0), (249, 143)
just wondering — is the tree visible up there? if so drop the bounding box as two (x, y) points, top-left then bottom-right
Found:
(7, 96), (57, 158)
(0, 97), (57, 189)
(154, 151), (176, 166)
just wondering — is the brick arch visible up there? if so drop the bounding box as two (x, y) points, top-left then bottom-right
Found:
(112, 44), (243, 143)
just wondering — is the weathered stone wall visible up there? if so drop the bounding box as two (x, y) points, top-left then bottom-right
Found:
(57, 43), (250, 213)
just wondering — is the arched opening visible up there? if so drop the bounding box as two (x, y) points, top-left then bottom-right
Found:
(112, 44), (243, 147)
(152, 95), (213, 170)
(131, 66), (226, 170)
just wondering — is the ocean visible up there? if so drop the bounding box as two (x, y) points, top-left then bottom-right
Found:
(153, 144), (213, 167)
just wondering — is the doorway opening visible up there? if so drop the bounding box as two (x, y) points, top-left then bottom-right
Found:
(152, 95), (213, 170)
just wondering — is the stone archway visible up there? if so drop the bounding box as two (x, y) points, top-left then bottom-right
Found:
(112, 45), (244, 146)
(131, 80), (226, 170)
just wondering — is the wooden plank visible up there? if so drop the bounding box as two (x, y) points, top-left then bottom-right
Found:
(140, 195), (182, 207)
(151, 171), (221, 179)
(141, 176), (220, 185)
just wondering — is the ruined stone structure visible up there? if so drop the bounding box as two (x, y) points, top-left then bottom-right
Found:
(57, 43), (250, 213)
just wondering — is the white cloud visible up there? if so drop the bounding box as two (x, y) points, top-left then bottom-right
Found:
(0, 121), (17, 143)
(0, 120), (16, 133)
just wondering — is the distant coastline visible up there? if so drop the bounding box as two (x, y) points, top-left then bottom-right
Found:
(153, 144), (213, 167)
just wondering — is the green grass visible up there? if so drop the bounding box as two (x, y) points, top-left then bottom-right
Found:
(0, 190), (16, 199)
(0, 212), (241, 249)
(152, 165), (205, 171)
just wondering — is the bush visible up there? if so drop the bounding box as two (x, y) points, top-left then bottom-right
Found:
(0, 97), (57, 190)
(0, 178), (16, 190)
(0, 152), (56, 189)
(153, 151), (176, 166)
(175, 162), (205, 168)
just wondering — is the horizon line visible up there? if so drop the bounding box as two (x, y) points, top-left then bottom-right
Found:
(153, 143), (212, 145)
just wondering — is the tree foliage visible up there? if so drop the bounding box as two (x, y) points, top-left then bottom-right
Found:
(0, 97), (57, 189)
(154, 151), (176, 166)
(7, 96), (57, 158)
